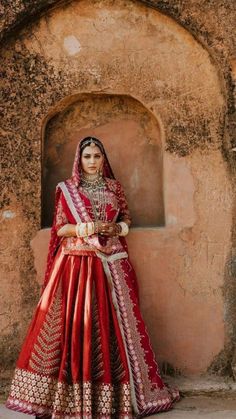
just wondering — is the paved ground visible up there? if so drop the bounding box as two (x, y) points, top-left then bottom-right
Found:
(1, 396), (236, 418)
(159, 396), (236, 418)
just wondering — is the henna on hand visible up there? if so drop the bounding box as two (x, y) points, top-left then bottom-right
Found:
(98, 222), (122, 236)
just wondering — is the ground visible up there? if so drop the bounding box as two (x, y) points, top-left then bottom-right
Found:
(1, 396), (236, 419)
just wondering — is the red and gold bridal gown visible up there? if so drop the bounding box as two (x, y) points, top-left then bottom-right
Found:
(6, 147), (179, 419)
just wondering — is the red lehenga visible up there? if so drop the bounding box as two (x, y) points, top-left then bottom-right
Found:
(6, 142), (179, 418)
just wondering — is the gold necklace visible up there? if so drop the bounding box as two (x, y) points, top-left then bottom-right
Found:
(80, 173), (107, 221)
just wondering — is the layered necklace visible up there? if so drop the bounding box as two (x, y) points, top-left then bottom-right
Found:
(80, 172), (107, 221)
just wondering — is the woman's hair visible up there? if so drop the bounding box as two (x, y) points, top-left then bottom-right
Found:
(79, 137), (105, 155)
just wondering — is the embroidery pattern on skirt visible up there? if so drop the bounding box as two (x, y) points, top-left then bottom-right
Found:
(7, 369), (132, 418)
(29, 288), (63, 376)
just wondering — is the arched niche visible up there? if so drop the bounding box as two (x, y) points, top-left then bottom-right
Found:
(42, 93), (165, 228)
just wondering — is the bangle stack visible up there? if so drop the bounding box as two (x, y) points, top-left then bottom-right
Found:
(75, 221), (129, 238)
(75, 222), (95, 238)
(117, 221), (129, 237)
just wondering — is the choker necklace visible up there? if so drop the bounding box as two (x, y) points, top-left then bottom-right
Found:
(80, 172), (105, 189)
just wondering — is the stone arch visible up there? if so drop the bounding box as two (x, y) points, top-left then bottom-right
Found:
(42, 93), (165, 228)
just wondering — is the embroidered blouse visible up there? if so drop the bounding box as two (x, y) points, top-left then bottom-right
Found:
(55, 178), (131, 257)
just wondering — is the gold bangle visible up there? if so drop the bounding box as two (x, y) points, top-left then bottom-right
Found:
(75, 223), (80, 237)
(117, 221), (129, 236)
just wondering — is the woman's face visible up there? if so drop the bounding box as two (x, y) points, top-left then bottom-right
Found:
(80, 144), (104, 175)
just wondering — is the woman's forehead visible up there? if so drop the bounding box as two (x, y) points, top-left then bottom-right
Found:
(82, 145), (102, 154)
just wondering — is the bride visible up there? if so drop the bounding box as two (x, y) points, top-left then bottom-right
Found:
(6, 136), (179, 418)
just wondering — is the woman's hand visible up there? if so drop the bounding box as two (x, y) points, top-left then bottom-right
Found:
(97, 221), (120, 237)
(57, 224), (76, 237)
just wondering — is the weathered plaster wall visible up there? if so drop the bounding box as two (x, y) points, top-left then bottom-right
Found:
(0, 0), (235, 391)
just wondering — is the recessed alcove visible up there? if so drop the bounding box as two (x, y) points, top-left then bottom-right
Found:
(42, 94), (165, 228)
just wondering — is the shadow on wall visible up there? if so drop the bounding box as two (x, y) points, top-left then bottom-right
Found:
(42, 93), (165, 228)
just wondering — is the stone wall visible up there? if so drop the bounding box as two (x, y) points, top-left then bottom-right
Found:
(0, 0), (236, 390)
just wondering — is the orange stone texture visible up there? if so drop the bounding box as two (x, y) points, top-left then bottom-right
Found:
(0, 0), (236, 393)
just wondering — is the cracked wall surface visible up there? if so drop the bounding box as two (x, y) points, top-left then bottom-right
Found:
(0, 0), (235, 388)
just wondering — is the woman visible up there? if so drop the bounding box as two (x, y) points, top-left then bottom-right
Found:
(6, 137), (179, 418)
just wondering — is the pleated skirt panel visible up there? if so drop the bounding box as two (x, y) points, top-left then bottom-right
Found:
(6, 247), (132, 418)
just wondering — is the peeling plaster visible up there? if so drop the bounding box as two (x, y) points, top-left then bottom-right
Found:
(63, 35), (81, 55)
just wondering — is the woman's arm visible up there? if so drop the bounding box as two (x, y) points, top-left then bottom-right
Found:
(57, 224), (76, 237)
(54, 194), (76, 237)
(116, 181), (131, 227)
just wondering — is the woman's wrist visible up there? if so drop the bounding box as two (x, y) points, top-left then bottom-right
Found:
(115, 223), (122, 235)
(75, 222), (95, 238)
